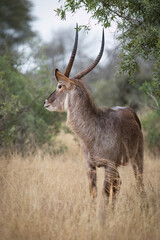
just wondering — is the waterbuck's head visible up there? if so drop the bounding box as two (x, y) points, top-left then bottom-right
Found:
(44, 24), (104, 112)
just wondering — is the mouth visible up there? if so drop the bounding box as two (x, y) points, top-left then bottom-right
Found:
(44, 102), (51, 108)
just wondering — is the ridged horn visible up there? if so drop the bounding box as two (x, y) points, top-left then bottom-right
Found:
(64, 23), (78, 77)
(72, 28), (104, 80)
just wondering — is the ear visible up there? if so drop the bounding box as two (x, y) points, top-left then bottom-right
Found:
(55, 69), (73, 88)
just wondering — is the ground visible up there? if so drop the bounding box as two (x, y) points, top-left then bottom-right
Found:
(0, 133), (160, 240)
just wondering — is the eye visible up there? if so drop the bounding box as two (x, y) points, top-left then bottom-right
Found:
(58, 84), (62, 89)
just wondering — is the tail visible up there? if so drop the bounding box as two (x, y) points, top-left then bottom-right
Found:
(134, 112), (142, 130)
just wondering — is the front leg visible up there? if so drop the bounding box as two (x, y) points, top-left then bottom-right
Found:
(85, 160), (97, 222)
(103, 165), (121, 204)
(86, 164), (97, 199)
(81, 142), (97, 199)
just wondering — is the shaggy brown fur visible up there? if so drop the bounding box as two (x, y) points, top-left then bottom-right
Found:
(44, 70), (144, 202)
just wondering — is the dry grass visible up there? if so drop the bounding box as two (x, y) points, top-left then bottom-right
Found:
(0, 135), (160, 240)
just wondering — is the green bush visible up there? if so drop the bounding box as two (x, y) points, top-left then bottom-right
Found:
(0, 56), (65, 152)
(142, 110), (160, 155)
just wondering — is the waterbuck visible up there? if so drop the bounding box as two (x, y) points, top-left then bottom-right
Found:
(44, 25), (144, 202)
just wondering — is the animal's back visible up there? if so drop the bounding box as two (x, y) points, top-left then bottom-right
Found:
(111, 106), (141, 129)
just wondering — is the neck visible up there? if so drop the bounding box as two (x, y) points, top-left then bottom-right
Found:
(66, 89), (100, 145)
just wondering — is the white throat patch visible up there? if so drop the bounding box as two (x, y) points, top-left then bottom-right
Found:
(64, 93), (69, 111)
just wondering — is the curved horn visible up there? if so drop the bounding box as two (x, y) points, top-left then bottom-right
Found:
(64, 23), (78, 77)
(72, 28), (104, 80)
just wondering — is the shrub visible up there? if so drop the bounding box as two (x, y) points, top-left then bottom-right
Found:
(0, 56), (65, 152)
(142, 110), (160, 155)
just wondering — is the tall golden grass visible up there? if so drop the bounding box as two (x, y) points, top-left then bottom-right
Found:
(0, 134), (160, 240)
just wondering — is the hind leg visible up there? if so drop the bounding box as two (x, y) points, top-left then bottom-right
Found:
(132, 162), (144, 191)
(132, 141), (144, 192)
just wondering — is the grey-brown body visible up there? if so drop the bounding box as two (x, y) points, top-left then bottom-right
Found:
(44, 26), (144, 201)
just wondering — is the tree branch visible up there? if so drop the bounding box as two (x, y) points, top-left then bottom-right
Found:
(147, 92), (160, 111)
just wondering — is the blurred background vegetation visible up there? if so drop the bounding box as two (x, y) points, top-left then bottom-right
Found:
(0, 0), (160, 155)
